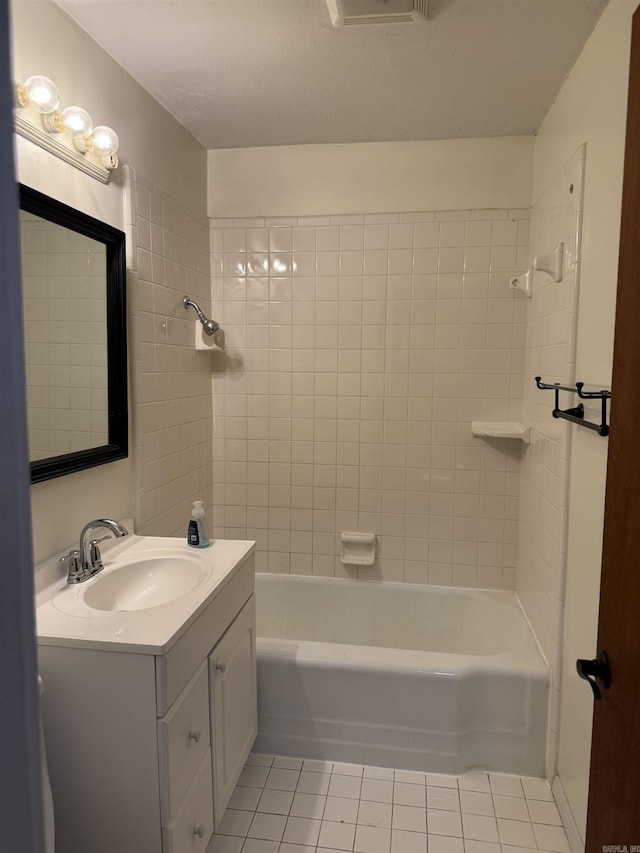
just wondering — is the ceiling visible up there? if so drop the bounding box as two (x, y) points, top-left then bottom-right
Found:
(55, 0), (608, 149)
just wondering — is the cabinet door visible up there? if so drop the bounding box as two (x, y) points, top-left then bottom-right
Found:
(209, 595), (257, 825)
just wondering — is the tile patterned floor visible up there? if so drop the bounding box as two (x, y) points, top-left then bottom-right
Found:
(206, 754), (570, 853)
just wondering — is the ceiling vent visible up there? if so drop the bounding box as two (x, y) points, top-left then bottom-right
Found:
(325, 0), (428, 26)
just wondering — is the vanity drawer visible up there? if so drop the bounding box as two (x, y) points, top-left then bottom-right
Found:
(162, 751), (213, 853)
(158, 662), (210, 823)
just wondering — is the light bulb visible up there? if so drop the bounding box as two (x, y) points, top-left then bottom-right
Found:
(62, 106), (93, 137)
(19, 75), (60, 114)
(91, 126), (119, 157)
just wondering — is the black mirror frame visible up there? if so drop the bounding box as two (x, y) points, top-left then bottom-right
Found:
(19, 184), (128, 484)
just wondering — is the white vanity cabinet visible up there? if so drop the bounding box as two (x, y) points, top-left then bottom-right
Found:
(210, 595), (257, 824)
(37, 548), (256, 853)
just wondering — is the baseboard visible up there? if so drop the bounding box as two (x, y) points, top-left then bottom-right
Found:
(552, 774), (584, 853)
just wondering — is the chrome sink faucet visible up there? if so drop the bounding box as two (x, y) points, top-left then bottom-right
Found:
(61, 519), (129, 584)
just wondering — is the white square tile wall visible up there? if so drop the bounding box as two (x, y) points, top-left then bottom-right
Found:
(517, 146), (586, 772)
(21, 212), (108, 459)
(211, 209), (529, 588)
(128, 168), (214, 536)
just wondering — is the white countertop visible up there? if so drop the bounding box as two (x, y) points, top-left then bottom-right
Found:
(35, 534), (255, 655)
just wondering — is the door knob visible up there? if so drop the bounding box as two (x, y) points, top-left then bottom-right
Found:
(576, 650), (611, 700)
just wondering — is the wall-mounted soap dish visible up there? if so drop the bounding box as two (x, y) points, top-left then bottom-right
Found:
(533, 243), (564, 283)
(340, 532), (376, 566)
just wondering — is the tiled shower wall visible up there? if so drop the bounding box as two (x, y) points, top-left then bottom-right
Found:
(127, 167), (214, 537)
(517, 146), (585, 771)
(211, 210), (530, 588)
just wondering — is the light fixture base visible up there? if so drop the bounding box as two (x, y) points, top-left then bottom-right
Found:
(14, 114), (110, 184)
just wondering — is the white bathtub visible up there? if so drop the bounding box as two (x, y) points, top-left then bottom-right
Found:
(254, 574), (549, 776)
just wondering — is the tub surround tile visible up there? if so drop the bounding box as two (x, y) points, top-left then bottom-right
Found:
(211, 753), (568, 853)
(213, 209), (528, 591)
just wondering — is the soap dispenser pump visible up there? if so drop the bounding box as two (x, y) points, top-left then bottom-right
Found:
(187, 500), (210, 548)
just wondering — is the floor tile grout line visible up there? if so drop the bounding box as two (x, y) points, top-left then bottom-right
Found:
(217, 756), (566, 853)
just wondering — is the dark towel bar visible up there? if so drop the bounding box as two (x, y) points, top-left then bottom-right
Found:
(534, 377), (611, 437)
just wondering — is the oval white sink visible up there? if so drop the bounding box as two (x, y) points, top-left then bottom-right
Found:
(84, 555), (207, 612)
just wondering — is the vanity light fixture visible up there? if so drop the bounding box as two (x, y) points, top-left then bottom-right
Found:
(14, 74), (120, 183)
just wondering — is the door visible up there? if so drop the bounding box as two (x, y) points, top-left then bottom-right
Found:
(0, 3), (46, 851)
(209, 595), (257, 826)
(585, 8), (640, 848)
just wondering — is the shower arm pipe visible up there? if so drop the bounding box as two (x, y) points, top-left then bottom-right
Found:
(183, 295), (219, 336)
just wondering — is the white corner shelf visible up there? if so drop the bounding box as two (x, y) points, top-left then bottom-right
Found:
(471, 421), (530, 443)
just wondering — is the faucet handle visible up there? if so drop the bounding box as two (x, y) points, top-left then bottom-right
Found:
(89, 536), (110, 571)
(61, 549), (83, 584)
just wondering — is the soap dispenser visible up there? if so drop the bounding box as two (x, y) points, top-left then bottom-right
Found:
(187, 500), (210, 548)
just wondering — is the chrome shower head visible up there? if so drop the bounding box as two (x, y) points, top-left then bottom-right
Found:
(183, 295), (220, 336)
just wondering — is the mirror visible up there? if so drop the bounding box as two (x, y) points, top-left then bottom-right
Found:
(19, 184), (128, 484)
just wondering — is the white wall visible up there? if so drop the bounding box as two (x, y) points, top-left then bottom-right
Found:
(531, 0), (635, 841)
(10, 0), (209, 564)
(208, 137), (534, 219)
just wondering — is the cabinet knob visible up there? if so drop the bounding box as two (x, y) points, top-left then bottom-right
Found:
(216, 662), (226, 673)
(193, 824), (205, 838)
(188, 729), (201, 743)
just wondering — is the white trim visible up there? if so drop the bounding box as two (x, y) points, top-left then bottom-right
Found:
(552, 774), (584, 853)
(15, 114), (110, 184)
